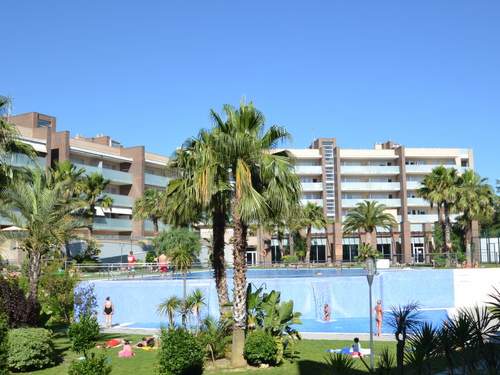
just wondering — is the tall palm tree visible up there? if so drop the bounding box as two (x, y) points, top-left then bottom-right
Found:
(166, 130), (231, 317)
(80, 172), (113, 235)
(0, 168), (86, 317)
(133, 188), (166, 233)
(0, 96), (36, 189)
(417, 166), (459, 254)
(299, 202), (327, 263)
(455, 170), (495, 263)
(343, 200), (397, 248)
(211, 101), (301, 366)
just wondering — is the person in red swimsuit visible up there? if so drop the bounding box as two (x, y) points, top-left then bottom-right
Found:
(127, 251), (137, 277)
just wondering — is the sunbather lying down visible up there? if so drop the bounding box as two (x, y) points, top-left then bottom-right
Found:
(96, 338), (125, 349)
(135, 335), (159, 349)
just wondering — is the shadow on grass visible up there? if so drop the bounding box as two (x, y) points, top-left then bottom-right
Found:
(296, 360), (367, 375)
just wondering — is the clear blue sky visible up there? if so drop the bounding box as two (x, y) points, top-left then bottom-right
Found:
(2, 1), (499, 184)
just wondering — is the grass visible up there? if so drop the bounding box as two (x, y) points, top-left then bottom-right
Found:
(25, 330), (398, 375)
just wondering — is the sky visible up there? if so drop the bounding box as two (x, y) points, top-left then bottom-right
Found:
(2, 1), (499, 184)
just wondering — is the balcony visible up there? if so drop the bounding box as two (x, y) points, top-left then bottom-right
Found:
(408, 214), (438, 224)
(74, 163), (133, 185)
(294, 165), (322, 175)
(405, 165), (469, 174)
(300, 199), (323, 207)
(144, 220), (168, 232)
(406, 181), (423, 190)
(107, 194), (133, 208)
(301, 182), (323, 192)
(93, 217), (132, 231)
(8, 153), (46, 168)
(407, 198), (429, 207)
(341, 165), (400, 175)
(342, 198), (401, 208)
(145, 173), (169, 187)
(341, 182), (401, 192)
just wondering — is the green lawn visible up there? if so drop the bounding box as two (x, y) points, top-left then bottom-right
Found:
(24, 330), (401, 375)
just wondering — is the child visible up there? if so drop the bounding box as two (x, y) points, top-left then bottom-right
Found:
(352, 337), (362, 356)
(118, 340), (135, 358)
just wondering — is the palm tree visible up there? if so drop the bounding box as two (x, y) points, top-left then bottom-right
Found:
(417, 166), (459, 255)
(166, 130), (231, 317)
(455, 170), (495, 264)
(133, 188), (166, 233)
(186, 289), (206, 331)
(343, 200), (397, 248)
(80, 172), (113, 235)
(0, 168), (86, 318)
(386, 302), (422, 375)
(298, 202), (327, 263)
(0, 96), (36, 189)
(157, 295), (181, 328)
(210, 101), (301, 366)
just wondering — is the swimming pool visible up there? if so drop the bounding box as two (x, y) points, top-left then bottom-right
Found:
(86, 267), (465, 333)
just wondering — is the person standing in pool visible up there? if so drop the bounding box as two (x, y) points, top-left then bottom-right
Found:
(103, 297), (114, 328)
(375, 300), (383, 336)
(323, 303), (331, 321)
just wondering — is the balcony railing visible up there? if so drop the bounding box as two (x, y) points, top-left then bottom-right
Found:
(8, 153), (46, 168)
(93, 217), (132, 231)
(294, 165), (322, 175)
(145, 173), (168, 187)
(107, 194), (133, 208)
(300, 198), (323, 206)
(406, 181), (423, 190)
(407, 198), (429, 207)
(341, 182), (401, 191)
(405, 165), (469, 174)
(301, 182), (323, 192)
(340, 165), (400, 175)
(144, 220), (168, 232)
(407, 214), (439, 224)
(74, 163), (132, 185)
(342, 198), (401, 208)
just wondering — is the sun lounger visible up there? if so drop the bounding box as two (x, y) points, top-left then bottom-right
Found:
(326, 348), (372, 358)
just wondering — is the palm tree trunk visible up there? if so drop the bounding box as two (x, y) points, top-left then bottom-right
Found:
(212, 206), (229, 318)
(277, 233), (284, 260)
(396, 337), (405, 375)
(89, 204), (95, 237)
(27, 251), (42, 324)
(289, 231), (295, 256)
(231, 201), (248, 367)
(153, 217), (159, 233)
(305, 226), (312, 263)
(443, 203), (452, 255)
(465, 221), (472, 265)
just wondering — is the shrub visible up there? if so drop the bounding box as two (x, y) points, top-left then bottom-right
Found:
(68, 315), (100, 355)
(68, 352), (112, 375)
(158, 328), (204, 375)
(39, 267), (79, 325)
(244, 330), (278, 366)
(7, 328), (55, 371)
(324, 352), (355, 374)
(0, 276), (39, 327)
(74, 283), (98, 320)
(376, 347), (395, 375)
(145, 251), (156, 263)
(198, 317), (231, 362)
(0, 314), (8, 375)
(282, 255), (299, 264)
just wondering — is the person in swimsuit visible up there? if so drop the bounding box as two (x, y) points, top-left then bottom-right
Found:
(375, 300), (383, 336)
(118, 340), (135, 358)
(158, 253), (168, 275)
(323, 303), (331, 321)
(103, 297), (114, 328)
(127, 251), (137, 277)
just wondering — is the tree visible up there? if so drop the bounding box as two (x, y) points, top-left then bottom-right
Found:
(166, 130), (231, 317)
(387, 302), (421, 375)
(154, 228), (201, 274)
(417, 166), (459, 255)
(133, 188), (166, 233)
(455, 170), (495, 264)
(343, 200), (397, 248)
(210, 101), (301, 366)
(298, 203), (327, 263)
(0, 168), (86, 318)
(186, 289), (205, 331)
(157, 296), (181, 328)
(80, 172), (113, 234)
(0, 96), (36, 190)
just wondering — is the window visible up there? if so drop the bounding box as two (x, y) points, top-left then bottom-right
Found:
(37, 119), (51, 128)
(461, 159), (469, 167)
(342, 244), (358, 262)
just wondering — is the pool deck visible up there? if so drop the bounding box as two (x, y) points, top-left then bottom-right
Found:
(101, 326), (396, 341)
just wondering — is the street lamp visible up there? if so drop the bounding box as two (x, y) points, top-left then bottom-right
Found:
(366, 256), (376, 371)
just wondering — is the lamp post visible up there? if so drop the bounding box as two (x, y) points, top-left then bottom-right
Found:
(366, 256), (376, 371)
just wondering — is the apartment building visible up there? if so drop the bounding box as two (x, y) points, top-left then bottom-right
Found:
(3, 112), (170, 241)
(262, 138), (476, 265)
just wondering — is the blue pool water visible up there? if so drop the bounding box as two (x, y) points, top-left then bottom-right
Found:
(86, 268), (455, 333)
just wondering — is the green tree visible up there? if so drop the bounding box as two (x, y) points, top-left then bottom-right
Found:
(157, 296), (181, 328)
(417, 166), (459, 254)
(133, 188), (166, 233)
(343, 200), (397, 248)
(80, 172), (113, 235)
(210, 101), (301, 366)
(0, 168), (86, 318)
(154, 228), (201, 273)
(0, 96), (36, 190)
(455, 170), (495, 263)
(186, 288), (206, 331)
(298, 203), (327, 263)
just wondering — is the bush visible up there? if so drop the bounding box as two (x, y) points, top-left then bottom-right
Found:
(282, 255), (299, 264)
(68, 352), (112, 375)
(7, 328), (55, 371)
(198, 317), (231, 361)
(145, 251), (156, 263)
(158, 328), (204, 375)
(244, 330), (279, 366)
(0, 315), (8, 375)
(324, 352), (355, 374)
(0, 276), (39, 327)
(68, 315), (100, 355)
